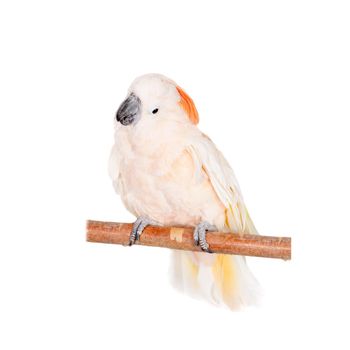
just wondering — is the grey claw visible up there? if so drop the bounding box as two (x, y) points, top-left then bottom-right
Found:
(129, 216), (158, 246)
(193, 227), (199, 246)
(194, 222), (216, 253)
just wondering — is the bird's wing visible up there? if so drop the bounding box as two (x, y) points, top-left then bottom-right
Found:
(187, 133), (257, 234)
(108, 142), (122, 194)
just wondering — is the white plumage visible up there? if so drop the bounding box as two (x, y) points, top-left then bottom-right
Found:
(109, 73), (260, 309)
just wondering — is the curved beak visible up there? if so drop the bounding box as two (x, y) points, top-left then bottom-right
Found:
(116, 93), (141, 126)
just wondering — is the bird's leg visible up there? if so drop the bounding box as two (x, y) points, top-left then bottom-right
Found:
(193, 221), (217, 253)
(129, 216), (159, 246)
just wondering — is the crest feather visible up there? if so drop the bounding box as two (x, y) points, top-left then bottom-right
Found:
(176, 86), (199, 124)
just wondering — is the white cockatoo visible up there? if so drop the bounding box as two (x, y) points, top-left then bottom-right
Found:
(109, 74), (260, 309)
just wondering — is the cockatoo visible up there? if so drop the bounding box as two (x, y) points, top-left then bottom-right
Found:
(109, 73), (260, 309)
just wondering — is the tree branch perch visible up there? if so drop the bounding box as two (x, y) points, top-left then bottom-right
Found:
(86, 220), (291, 260)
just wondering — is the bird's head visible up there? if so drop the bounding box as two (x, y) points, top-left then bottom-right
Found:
(115, 74), (199, 128)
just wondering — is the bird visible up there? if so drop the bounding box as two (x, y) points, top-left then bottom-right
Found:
(109, 73), (260, 309)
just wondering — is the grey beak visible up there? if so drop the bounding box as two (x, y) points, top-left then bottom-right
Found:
(116, 93), (141, 126)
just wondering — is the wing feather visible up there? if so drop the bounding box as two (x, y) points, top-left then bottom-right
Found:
(108, 142), (122, 194)
(188, 134), (257, 234)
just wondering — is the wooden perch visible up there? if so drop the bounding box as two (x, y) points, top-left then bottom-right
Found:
(86, 220), (291, 260)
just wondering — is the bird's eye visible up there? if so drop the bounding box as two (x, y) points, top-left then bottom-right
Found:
(152, 108), (159, 114)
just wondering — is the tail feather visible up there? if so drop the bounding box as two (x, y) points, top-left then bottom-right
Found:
(170, 207), (260, 310)
(170, 251), (260, 310)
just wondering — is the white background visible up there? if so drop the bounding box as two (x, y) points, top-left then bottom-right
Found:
(1, 1), (349, 349)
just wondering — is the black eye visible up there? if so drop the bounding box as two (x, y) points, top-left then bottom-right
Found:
(152, 108), (159, 114)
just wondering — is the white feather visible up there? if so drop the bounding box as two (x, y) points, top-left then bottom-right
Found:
(110, 73), (260, 309)
(188, 133), (256, 234)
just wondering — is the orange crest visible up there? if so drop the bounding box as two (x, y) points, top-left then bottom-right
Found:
(176, 86), (199, 124)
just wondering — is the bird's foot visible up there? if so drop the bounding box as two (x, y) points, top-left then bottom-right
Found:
(193, 221), (217, 253)
(129, 216), (159, 246)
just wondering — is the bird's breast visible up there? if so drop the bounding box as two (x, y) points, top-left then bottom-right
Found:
(114, 125), (225, 227)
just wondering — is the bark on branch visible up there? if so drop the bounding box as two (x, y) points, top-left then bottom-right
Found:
(86, 220), (291, 260)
